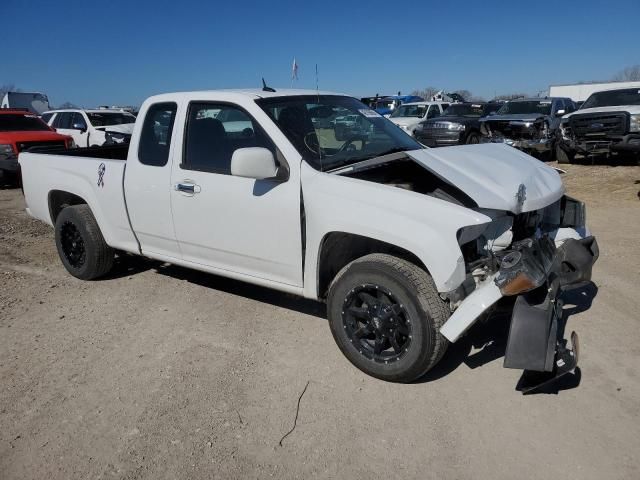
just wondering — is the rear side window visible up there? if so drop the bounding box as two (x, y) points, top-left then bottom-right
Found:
(138, 102), (177, 167)
(41, 112), (54, 124)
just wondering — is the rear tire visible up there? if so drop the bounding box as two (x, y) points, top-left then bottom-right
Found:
(54, 205), (114, 280)
(327, 254), (449, 382)
(556, 145), (574, 164)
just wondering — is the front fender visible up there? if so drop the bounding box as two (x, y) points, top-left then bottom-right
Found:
(300, 162), (490, 298)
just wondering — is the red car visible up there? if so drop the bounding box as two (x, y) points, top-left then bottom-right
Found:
(0, 109), (74, 185)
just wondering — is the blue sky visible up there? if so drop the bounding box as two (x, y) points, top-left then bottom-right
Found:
(2, 0), (639, 107)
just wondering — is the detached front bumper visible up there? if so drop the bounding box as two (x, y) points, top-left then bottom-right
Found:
(481, 135), (552, 153)
(559, 133), (640, 156)
(499, 235), (598, 372)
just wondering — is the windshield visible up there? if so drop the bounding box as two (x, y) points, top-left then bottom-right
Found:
(581, 89), (640, 109)
(0, 114), (51, 132)
(257, 95), (422, 171)
(497, 101), (552, 115)
(87, 112), (136, 127)
(390, 104), (427, 118)
(442, 104), (485, 117)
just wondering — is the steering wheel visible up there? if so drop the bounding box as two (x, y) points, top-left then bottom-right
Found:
(337, 135), (366, 154)
(303, 131), (322, 155)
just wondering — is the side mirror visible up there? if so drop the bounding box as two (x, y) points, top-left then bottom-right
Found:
(231, 147), (281, 180)
(555, 109), (566, 117)
(72, 123), (87, 132)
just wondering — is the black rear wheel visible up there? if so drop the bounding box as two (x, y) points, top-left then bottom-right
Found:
(55, 205), (114, 280)
(328, 254), (449, 382)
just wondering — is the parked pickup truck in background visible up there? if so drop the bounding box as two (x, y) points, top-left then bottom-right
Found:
(557, 88), (640, 163)
(43, 109), (136, 148)
(414, 102), (501, 147)
(388, 101), (449, 137)
(0, 109), (72, 185)
(479, 97), (576, 158)
(19, 89), (598, 389)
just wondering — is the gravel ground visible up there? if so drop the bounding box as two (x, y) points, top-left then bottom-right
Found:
(1, 161), (639, 479)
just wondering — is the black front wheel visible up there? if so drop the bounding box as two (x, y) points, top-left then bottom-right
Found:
(465, 132), (480, 144)
(54, 205), (114, 280)
(327, 254), (449, 382)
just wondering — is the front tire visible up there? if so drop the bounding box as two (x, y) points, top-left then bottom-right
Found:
(327, 254), (449, 382)
(54, 205), (114, 280)
(465, 132), (480, 144)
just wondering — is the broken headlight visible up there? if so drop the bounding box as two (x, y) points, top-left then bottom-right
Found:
(105, 132), (127, 144)
(495, 237), (555, 296)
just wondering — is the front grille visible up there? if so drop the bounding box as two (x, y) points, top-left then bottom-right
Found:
(16, 140), (66, 153)
(569, 112), (628, 140)
(426, 122), (452, 129)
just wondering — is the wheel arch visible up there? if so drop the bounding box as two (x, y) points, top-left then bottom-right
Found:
(48, 190), (88, 224)
(315, 231), (431, 300)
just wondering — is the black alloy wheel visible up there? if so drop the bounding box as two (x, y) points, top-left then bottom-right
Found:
(342, 284), (412, 363)
(59, 220), (87, 269)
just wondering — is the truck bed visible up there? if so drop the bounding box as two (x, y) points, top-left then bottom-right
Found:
(27, 143), (129, 160)
(19, 149), (138, 253)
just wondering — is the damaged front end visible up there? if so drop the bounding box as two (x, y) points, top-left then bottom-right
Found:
(480, 117), (553, 154)
(442, 196), (598, 392)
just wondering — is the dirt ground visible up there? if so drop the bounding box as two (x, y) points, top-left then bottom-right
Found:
(1, 160), (639, 480)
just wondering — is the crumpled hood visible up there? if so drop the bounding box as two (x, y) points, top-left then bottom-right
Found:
(94, 123), (135, 134)
(481, 113), (546, 123)
(406, 144), (564, 213)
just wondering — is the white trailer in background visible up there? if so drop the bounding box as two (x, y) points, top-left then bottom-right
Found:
(549, 81), (640, 102)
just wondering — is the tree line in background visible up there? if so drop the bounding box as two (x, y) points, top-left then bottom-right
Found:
(3, 64), (639, 108)
(411, 64), (640, 102)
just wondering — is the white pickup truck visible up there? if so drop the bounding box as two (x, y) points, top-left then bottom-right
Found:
(19, 88), (599, 389)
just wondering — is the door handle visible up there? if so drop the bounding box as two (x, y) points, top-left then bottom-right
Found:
(174, 182), (201, 194)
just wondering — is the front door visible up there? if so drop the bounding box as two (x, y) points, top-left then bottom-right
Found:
(169, 101), (303, 287)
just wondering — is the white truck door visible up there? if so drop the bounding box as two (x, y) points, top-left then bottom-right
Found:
(169, 101), (303, 287)
(123, 101), (182, 258)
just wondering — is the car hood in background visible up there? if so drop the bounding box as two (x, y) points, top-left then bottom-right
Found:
(389, 117), (421, 128)
(0, 130), (71, 143)
(423, 116), (477, 126)
(406, 144), (564, 213)
(480, 113), (546, 123)
(94, 123), (135, 134)
(562, 104), (640, 119)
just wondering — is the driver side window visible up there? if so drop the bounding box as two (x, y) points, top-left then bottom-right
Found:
(182, 103), (275, 175)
